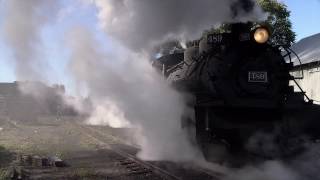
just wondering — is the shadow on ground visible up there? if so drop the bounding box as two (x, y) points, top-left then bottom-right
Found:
(0, 145), (15, 167)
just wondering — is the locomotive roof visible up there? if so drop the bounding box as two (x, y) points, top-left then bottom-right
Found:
(156, 52), (184, 66)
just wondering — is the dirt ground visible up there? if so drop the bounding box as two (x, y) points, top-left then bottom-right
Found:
(0, 115), (151, 179)
(0, 116), (225, 180)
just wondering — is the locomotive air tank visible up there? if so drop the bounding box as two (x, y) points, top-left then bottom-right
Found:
(154, 22), (320, 159)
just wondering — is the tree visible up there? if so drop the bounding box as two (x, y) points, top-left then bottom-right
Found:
(258, 0), (296, 47)
(202, 0), (296, 47)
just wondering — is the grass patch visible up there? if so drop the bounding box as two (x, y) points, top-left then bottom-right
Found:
(69, 168), (103, 179)
(0, 168), (10, 180)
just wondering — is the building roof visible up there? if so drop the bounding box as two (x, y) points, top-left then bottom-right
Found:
(290, 33), (320, 66)
(0, 82), (20, 96)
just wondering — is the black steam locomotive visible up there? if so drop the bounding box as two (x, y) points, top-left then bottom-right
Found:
(154, 22), (320, 158)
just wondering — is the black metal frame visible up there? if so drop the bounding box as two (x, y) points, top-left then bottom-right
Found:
(281, 46), (313, 103)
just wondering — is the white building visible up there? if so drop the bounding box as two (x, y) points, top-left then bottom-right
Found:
(291, 61), (320, 104)
(290, 33), (320, 104)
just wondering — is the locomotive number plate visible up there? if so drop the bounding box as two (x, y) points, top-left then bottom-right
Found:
(248, 71), (268, 83)
(207, 34), (223, 44)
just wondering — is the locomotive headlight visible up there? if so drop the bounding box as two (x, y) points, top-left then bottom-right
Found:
(253, 27), (270, 44)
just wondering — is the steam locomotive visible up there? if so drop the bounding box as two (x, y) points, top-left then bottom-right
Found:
(154, 22), (320, 159)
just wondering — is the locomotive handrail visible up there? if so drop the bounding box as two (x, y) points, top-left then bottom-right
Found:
(287, 47), (304, 79)
(279, 45), (314, 103)
(167, 52), (203, 71)
(292, 78), (313, 103)
(166, 61), (184, 73)
(281, 46), (304, 79)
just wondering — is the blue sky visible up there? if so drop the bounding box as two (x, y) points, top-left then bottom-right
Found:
(1, 0), (320, 85)
(283, 0), (320, 40)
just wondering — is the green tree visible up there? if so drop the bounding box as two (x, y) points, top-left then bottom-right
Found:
(203, 0), (296, 47)
(258, 0), (296, 47)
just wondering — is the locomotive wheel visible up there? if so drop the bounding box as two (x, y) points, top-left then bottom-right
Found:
(247, 133), (307, 159)
(180, 104), (236, 164)
(199, 138), (231, 164)
(180, 105), (198, 146)
(276, 113), (309, 158)
(193, 107), (305, 162)
(246, 114), (308, 159)
(193, 107), (236, 164)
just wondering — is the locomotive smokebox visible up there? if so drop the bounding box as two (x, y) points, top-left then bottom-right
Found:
(230, 22), (252, 42)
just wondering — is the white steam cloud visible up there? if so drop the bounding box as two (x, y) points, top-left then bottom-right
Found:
(223, 143), (320, 180)
(89, 0), (265, 51)
(77, 0), (265, 162)
(223, 161), (300, 180)
(87, 101), (130, 128)
(66, 27), (201, 161)
(1, 0), (58, 81)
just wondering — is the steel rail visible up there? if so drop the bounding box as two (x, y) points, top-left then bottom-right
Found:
(69, 121), (181, 180)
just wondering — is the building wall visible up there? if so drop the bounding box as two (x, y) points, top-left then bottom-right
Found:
(291, 67), (320, 103)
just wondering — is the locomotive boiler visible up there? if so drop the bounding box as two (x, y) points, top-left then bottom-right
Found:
(154, 22), (320, 158)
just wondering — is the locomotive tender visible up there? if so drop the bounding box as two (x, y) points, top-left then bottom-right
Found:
(154, 22), (320, 158)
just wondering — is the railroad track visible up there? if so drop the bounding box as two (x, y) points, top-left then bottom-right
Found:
(69, 121), (179, 180)
(69, 120), (224, 180)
